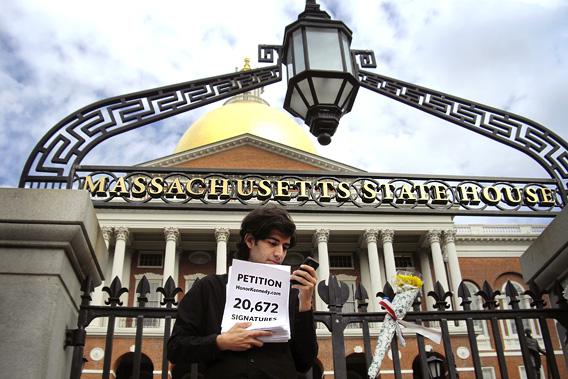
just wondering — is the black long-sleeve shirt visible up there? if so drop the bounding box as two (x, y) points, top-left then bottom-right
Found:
(167, 274), (318, 379)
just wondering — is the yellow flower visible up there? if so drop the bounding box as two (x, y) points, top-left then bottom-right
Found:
(395, 274), (423, 288)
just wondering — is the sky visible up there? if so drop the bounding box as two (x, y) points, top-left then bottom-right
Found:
(1, 0), (567, 223)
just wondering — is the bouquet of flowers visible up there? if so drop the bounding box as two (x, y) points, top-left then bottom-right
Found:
(368, 271), (441, 378)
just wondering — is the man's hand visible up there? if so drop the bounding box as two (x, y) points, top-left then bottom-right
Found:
(216, 322), (272, 351)
(291, 264), (318, 312)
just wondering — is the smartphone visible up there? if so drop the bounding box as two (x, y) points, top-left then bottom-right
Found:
(291, 257), (319, 285)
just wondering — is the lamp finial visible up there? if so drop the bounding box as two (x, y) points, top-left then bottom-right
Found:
(300, 0), (330, 19)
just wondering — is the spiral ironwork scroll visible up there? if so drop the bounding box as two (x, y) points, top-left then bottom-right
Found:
(19, 65), (282, 189)
(357, 69), (568, 204)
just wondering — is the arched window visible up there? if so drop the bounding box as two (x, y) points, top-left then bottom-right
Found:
(462, 281), (489, 339)
(500, 281), (541, 348)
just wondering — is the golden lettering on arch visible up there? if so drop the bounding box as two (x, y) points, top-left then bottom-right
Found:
(294, 180), (310, 201)
(109, 177), (128, 196)
(316, 180), (335, 202)
(130, 176), (147, 198)
(430, 183), (450, 205)
(336, 182), (352, 201)
(274, 180), (291, 201)
(395, 184), (416, 204)
(413, 184), (430, 204)
(501, 186), (522, 206)
(457, 184), (481, 205)
(187, 177), (206, 197)
(524, 186), (539, 205)
(83, 175), (108, 197)
(480, 186), (501, 206)
(380, 183), (395, 203)
(207, 178), (230, 200)
(78, 172), (561, 214)
(236, 179), (254, 199)
(537, 187), (555, 206)
(361, 181), (377, 203)
(165, 178), (185, 198)
(147, 177), (164, 198)
(256, 179), (272, 200)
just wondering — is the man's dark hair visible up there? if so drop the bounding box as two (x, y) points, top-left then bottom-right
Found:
(236, 206), (297, 260)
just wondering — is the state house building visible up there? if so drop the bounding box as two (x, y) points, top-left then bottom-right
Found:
(80, 88), (565, 379)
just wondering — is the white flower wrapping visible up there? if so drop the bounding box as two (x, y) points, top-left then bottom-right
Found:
(367, 285), (420, 379)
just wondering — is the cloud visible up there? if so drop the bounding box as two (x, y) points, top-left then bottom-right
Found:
(1, 0), (566, 231)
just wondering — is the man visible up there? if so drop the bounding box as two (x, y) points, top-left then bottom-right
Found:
(524, 328), (545, 378)
(168, 207), (319, 378)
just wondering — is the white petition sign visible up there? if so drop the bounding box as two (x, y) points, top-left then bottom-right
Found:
(221, 259), (291, 342)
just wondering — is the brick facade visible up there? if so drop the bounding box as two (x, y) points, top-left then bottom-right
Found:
(173, 145), (325, 171)
(82, 137), (565, 378)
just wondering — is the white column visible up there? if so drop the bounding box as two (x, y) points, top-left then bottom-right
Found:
(102, 226), (113, 249)
(380, 229), (396, 285)
(364, 229), (383, 311)
(419, 249), (434, 310)
(314, 229), (330, 283)
(93, 227), (113, 307)
(215, 227), (230, 274)
(427, 230), (449, 292)
(443, 229), (463, 308)
(314, 229), (330, 311)
(358, 249), (374, 311)
(111, 227), (129, 284)
(163, 227), (179, 286)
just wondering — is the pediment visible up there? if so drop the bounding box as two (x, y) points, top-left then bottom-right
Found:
(140, 134), (364, 173)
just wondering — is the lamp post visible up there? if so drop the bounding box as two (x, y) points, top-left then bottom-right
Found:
(426, 353), (445, 379)
(281, 0), (359, 145)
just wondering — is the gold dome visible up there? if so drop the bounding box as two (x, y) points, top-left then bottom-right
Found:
(174, 98), (317, 154)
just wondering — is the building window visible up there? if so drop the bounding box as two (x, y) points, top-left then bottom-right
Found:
(330, 254), (354, 269)
(395, 255), (415, 270)
(138, 251), (163, 268)
(463, 281), (489, 337)
(518, 366), (544, 379)
(482, 367), (496, 379)
(184, 273), (207, 294)
(134, 274), (162, 328)
(500, 281), (541, 347)
(336, 274), (359, 328)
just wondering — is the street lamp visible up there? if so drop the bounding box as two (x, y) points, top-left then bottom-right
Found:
(426, 353), (445, 379)
(281, 0), (359, 145)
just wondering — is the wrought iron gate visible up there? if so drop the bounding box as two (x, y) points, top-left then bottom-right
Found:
(67, 275), (568, 379)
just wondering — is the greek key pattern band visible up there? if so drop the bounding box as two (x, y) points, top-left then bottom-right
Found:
(19, 65), (282, 188)
(351, 50), (377, 69)
(258, 45), (282, 64)
(357, 69), (568, 201)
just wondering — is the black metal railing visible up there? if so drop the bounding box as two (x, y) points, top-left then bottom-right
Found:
(66, 275), (568, 379)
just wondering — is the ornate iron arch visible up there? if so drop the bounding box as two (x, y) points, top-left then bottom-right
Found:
(19, 46), (568, 208)
(18, 47), (282, 189)
(352, 50), (568, 203)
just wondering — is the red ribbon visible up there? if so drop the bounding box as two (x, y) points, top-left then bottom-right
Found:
(378, 299), (397, 320)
